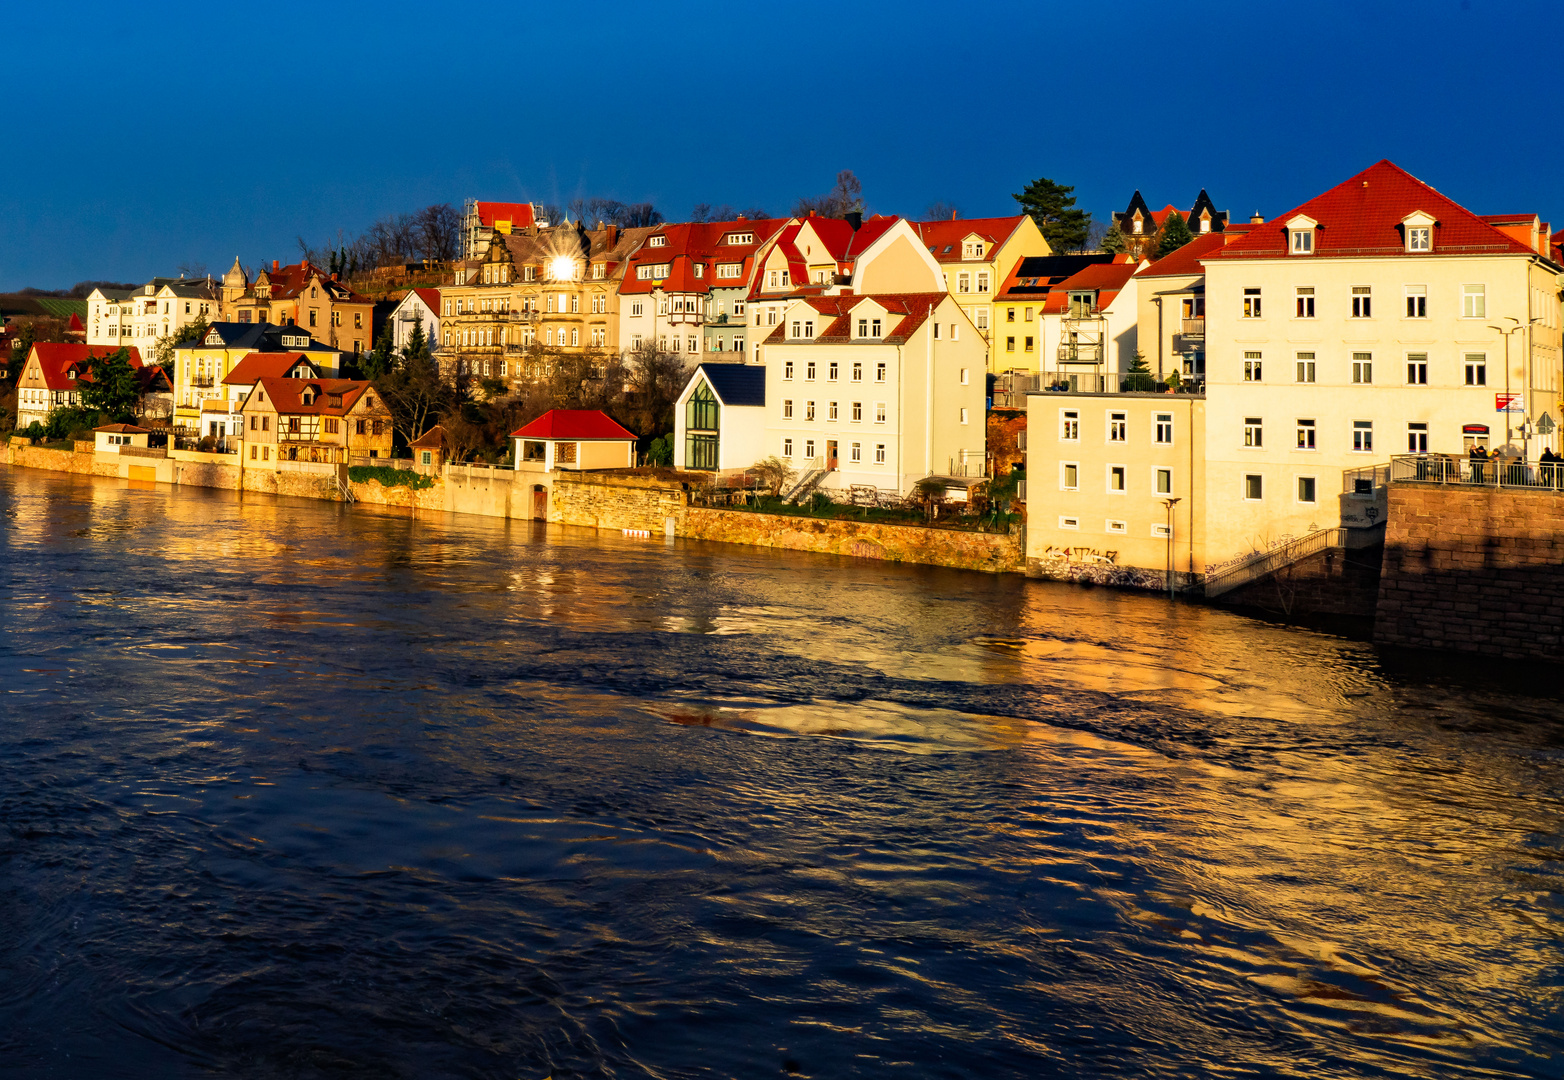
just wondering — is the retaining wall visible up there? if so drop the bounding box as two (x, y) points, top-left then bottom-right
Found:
(1375, 482), (1564, 661)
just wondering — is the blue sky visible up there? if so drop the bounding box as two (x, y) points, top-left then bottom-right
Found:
(2, 0), (1557, 290)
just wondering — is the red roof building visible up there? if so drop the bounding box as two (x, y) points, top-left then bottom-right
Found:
(12, 343), (164, 430)
(510, 409), (637, 472)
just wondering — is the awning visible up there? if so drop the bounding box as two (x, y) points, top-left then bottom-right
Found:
(1462, 424), (1490, 435)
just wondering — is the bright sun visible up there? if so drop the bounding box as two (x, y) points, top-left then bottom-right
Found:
(549, 256), (575, 281)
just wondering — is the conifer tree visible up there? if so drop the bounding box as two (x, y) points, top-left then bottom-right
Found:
(1100, 223), (1126, 254)
(1157, 211), (1194, 258)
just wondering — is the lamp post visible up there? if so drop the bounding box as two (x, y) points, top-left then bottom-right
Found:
(1488, 317), (1543, 457)
(1162, 497), (1181, 600)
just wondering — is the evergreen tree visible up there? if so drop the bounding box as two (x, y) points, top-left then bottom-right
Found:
(1012, 176), (1091, 253)
(363, 317), (398, 379)
(1157, 210), (1194, 258)
(1122, 350), (1156, 392)
(79, 347), (141, 420)
(1100, 223), (1126, 254)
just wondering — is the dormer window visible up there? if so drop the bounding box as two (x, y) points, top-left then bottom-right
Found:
(1132, 214), (1143, 235)
(723, 232), (753, 245)
(964, 241), (984, 259)
(1402, 211), (1436, 252)
(648, 235), (666, 247)
(1286, 214), (1318, 255)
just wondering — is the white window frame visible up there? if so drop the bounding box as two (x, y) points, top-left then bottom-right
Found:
(1060, 462), (1079, 491)
(1060, 409), (1080, 442)
(1106, 464), (1127, 494)
(1462, 284), (1486, 319)
(1154, 413), (1173, 445)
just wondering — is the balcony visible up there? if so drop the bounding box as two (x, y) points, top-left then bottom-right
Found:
(1056, 343), (1105, 364)
(190, 376), (215, 388)
(1181, 317), (1205, 338)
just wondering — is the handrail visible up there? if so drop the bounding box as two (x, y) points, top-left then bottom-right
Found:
(1204, 527), (1346, 598)
(1389, 453), (1564, 491)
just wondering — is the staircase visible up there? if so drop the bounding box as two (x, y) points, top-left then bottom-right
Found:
(329, 472), (357, 503)
(780, 456), (830, 503)
(1203, 527), (1346, 598)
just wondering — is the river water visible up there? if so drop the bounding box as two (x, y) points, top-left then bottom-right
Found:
(1, 464), (1562, 1079)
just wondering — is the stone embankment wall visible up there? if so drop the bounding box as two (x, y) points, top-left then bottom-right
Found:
(1375, 483), (1564, 661)
(1217, 544), (1383, 618)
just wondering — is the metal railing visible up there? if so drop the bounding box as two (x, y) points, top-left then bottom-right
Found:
(1181, 318), (1205, 337)
(1343, 463), (1390, 494)
(1204, 524), (1385, 598)
(1389, 454), (1564, 490)
(1056, 343), (1105, 364)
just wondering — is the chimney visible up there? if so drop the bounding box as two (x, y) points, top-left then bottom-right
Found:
(606, 224), (618, 248)
(1249, 212), (1264, 224)
(844, 211), (862, 231)
(951, 210), (957, 221)
(273, 259), (280, 272)
(808, 209), (816, 217)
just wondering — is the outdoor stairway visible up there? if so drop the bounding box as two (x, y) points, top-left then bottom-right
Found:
(781, 457), (829, 503)
(329, 473), (356, 503)
(1203, 524), (1383, 598)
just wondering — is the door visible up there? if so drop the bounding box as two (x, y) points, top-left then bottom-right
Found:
(826, 440), (838, 471)
(532, 484), (547, 520)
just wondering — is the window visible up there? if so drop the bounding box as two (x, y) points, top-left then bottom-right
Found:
(852, 362), (863, 382)
(976, 308), (988, 330)
(1465, 353), (1486, 386)
(1155, 413), (1172, 444)
(1244, 352), (1263, 381)
(1295, 287), (1315, 317)
(828, 361), (838, 380)
(1244, 417), (1263, 447)
(1006, 336), (1016, 352)
(1106, 519), (1127, 534)
(1060, 463), (1079, 490)
(1296, 418), (1316, 449)
(1408, 421), (1428, 453)
(1353, 420), (1373, 452)
(850, 442), (861, 462)
(1007, 308), (1016, 323)
(805, 401), (815, 421)
(957, 272), (970, 293)
(1156, 468), (1172, 494)
(631, 302), (643, 316)
(784, 360), (794, 380)
(959, 368), (969, 385)
(1060, 516), (1080, 529)
(1025, 337), (1034, 352)
(648, 235), (666, 247)
(977, 272), (989, 293)
(1407, 226), (1431, 251)
(1244, 474), (1263, 500)
(851, 401), (862, 421)
(1352, 353), (1373, 384)
(1296, 352), (1316, 383)
(1352, 287), (1372, 318)
(1406, 353), (1428, 385)
(805, 439), (815, 459)
(875, 362), (886, 382)
(1406, 285), (1427, 318)
(1109, 411), (1127, 441)
(1243, 288), (1262, 318)
(875, 444), (885, 464)
(783, 399), (793, 419)
(1297, 476), (1317, 503)
(783, 438), (794, 457)
(1107, 465), (1126, 492)
(1061, 410), (1079, 441)
(959, 407), (970, 425)
(1462, 285), (1485, 318)
(857, 318), (868, 337)
(806, 361), (816, 380)
(1291, 229), (1313, 254)
(875, 402), (886, 423)
(829, 401), (839, 421)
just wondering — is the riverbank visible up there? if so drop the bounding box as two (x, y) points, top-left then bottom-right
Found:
(3, 439), (1023, 575)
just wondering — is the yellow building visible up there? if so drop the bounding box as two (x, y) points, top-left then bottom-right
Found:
(912, 215), (1051, 370)
(238, 377), (392, 465)
(224, 259), (374, 356)
(171, 322), (340, 436)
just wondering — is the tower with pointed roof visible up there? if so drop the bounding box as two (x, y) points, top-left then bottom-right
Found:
(222, 257), (249, 307)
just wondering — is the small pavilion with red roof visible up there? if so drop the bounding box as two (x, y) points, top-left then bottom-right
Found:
(510, 409), (637, 473)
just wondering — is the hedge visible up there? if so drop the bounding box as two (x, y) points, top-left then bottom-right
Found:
(348, 465), (434, 490)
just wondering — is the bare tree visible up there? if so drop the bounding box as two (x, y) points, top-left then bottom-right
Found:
(414, 204), (461, 262)
(751, 455), (792, 496)
(924, 201), (961, 221)
(691, 203), (741, 223)
(176, 259), (208, 279)
(793, 170), (864, 218)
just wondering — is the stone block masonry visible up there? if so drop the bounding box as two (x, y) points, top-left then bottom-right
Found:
(1375, 483), (1564, 662)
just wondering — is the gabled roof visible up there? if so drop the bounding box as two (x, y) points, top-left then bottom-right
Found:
(94, 423), (150, 434)
(765, 292), (949, 345)
(911, 216), (1029, 261)
(1040, 260), (1142, 314)
(411, 287), (441, 312)
(410, 424), (446, 449)
(222, 352), (321, 386)
(1213, 160), (1543, 260)
(511, 408), (637, 441)
(248, 377), (374, 415)
(242, 261), (369, 305)
(176, 321), (339, 354)
(1134, 232), (1230, 278)
(994, 254), (1116, 298)
(26, 343), (146, 390)
(693, 363), (765, 407)
(475, 202), (536, 229)
(619, 218), (790, 296)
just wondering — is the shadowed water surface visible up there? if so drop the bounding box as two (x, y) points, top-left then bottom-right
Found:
(2, 465), (1562, 1079)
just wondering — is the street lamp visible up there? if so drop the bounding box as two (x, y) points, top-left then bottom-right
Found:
(1161, 497), (1181, 600)
(1487, 317), (1543, 457)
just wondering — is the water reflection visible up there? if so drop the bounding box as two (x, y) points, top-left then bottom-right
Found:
(1, 464), (1562, 1079)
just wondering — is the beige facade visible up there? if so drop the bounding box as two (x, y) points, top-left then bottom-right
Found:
(911, 215), (1051, 368)
(238, 377), (392, 466)
(1024, 392), (1206, 582)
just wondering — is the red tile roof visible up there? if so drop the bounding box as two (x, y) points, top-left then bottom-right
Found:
(1134, 232), (1230, 278)
(1041, 262), (1141, 314)
(1213, 161), (1540, 260)
(411, 287), (441, 313)
(222, 352), (320, 386)
(764, 292), (949, 344)
(619, 218), (789, 296)
(510, 408), (637, 441)
(476, 202), (536, 229)
(249, 377), (374, 415)
(27, 343), (146, 391)
(94, 423), (150, 434)
(911, 215), (1029, 262)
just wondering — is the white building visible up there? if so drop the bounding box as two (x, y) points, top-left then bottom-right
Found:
(389, 287), (440, 353)
(88, 277), (220, 362)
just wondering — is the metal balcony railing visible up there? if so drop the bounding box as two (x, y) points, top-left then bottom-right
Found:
(1389, 454), (1564, 490)
(1056, 343), (1105, 364)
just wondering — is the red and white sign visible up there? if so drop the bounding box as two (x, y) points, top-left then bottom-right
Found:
(1496, 393), (1524, 413)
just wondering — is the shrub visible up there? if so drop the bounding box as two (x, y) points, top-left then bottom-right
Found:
(348, 465), (435, 490)
(808, 490), (834, 513)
